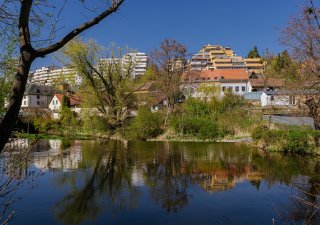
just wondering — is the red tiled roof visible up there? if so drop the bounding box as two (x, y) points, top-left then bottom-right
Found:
(53, 94), (81, 106)
(184, 69), (249, 81)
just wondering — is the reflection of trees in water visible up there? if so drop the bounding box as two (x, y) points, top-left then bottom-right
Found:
(53, 141), (320, 224)
(145, 144), (189, 213)
(0, 140), (38, 224)
(54, 141), (139, 225)
(252, 151), (320, 224)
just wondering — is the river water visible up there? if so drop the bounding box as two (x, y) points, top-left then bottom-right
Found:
(1, 140), (319, 225)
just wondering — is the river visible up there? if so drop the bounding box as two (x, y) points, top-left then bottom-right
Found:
(1, 139), (319, 225)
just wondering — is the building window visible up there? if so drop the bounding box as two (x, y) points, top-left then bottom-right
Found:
(290, 96), (296, 105)
(242, 87), (246, 92)
(23, 101), (26, 105)
(37, 95), (40, 99)
(235, 86), (239, 92)
(37, 101), (40, 105)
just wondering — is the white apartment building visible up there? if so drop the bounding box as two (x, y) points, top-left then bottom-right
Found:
(100, 52), (148, 79)
(122, 52), (148, 79)
(30, 66), (82, 87)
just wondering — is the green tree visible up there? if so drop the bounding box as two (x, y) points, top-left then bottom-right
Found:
(0, 39), (17, 114)
(247, 46), (261, 58)
(62, 40), (138, 129)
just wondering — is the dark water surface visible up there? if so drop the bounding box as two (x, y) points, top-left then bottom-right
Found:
(2, 140), (320, 225)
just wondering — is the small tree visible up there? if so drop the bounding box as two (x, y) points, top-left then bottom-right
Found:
(150, 39), (187, 126)
(247, 46), (261, 58)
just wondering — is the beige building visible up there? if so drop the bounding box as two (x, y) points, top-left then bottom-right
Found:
(190, 44), (264, 73)
(244, 58), (265, 74)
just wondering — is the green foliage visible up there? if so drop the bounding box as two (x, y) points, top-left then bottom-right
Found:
(172, 117), (221, 140)
(252, 125), (320, 154)
(60, 107), (79, 127)
(265, 51), (299, 81)
(126, 107), (163, 140)
(82, 115), (109, 133)
(0, 38), (17, 113)
(218, 92), (245, 113)
(247, 46), (261, 58)
(170, 94), (250, 140)
(62, 96), (71, 108)
(62, 40), (138, 128)
(33, 116), (58, 133)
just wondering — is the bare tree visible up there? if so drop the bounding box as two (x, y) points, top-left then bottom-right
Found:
(150, 39), (187, 125)
(0, 0), (125, 151)
(280, 0), (320, 129)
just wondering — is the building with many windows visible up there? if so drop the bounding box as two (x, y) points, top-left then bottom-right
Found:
(29, 66), (82, 87)
(189, 44), (264, 72)
(123, 52), (148, 78)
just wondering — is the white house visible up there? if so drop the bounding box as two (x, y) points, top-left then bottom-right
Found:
(21, 84), (55, 108)
(49, 94), (82, 113)
(183, 69), (249, 99)
(261, 91), (296, 107)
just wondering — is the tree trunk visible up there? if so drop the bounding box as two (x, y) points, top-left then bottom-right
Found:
(305, 97), (320, 130)
(0, 52), (34, 150)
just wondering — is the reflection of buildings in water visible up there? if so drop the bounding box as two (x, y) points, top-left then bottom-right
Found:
(191, 163), (264, 193)
(131, 166), (145, 187)
(33, 140), (82, 171)
(49, 140), (61, 151)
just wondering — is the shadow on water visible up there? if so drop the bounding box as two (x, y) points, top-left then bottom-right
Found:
(3, 139), (320, 225)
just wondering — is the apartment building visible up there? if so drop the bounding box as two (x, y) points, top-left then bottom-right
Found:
(244, 58), (264, 74)
(30, 66), (82, 87)
(100, 52), (148, 79)
(190, 44), (264, 72)
(123, 52), (148, 78)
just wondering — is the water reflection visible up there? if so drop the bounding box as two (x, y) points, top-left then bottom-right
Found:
(20, 140), (320, 224)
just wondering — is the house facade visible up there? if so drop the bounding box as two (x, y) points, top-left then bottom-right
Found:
(21, 84), (55, 108)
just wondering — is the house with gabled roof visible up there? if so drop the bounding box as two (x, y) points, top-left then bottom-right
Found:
(48, 94), (81, 111)
(21, 84), (55, 109)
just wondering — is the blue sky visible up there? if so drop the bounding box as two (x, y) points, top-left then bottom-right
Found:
(33, 0), (304, 69)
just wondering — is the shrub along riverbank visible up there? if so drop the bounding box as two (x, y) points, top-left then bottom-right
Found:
(252, 125), (320, 155)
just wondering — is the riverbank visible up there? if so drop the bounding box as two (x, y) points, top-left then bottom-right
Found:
(14, 131), (253, 143)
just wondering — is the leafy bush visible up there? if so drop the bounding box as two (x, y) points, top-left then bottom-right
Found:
(218, 92), (245, 113)
(33, 116), (58, 133)
(82, 115), (109, 132)
(60, 107), (79, 127)
(126, 107), (163, 140)
(252, 125), (320, 154)
(171, 116), (221, 140)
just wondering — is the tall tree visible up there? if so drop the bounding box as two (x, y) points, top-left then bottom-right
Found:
(62, 40), (138, 129)
(280, 0), (320, 129)
(247, 46), (261, 58)
(0, 0), (125, 150)
(150, 39), (187, 113)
